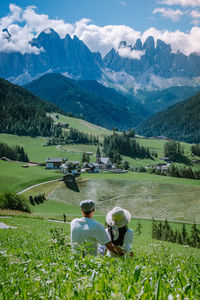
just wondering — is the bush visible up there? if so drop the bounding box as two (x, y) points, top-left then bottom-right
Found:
(0, 192), (31, 212)
(32, 193), (47, 205)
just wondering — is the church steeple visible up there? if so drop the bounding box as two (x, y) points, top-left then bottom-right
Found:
(96, 146), (101, 163)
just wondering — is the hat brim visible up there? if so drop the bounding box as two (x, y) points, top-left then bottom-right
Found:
(106, 208), (131, 228)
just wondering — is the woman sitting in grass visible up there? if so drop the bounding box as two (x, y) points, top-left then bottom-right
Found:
(104, 206), (134, 257)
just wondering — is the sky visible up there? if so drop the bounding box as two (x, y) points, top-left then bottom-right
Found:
(1, 0), (200, 58)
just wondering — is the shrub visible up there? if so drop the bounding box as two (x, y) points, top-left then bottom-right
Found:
(0, 192), (31, 212)
(33, 193), (47, 205)
(29, 195), (35, 206)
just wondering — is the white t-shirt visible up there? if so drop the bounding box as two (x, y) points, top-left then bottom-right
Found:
(105, 228), (134, 257)
(70, 217), (110, 255)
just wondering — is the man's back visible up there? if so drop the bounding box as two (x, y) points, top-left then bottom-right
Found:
(71, 217), (110, 255)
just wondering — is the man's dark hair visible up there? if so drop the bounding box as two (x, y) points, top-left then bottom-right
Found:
(83, 208), (95, 216)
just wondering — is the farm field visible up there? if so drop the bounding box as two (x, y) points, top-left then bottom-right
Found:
(20, 172), (200, 224)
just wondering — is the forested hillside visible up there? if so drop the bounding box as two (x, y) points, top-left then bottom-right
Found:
(135, 86), (200, 114)
(25, 73), (148, 130)
(136, 92), (200, 143)
(0, 78), (62, 137)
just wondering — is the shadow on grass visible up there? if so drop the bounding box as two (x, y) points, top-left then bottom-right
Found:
(63, 174), (80, 192)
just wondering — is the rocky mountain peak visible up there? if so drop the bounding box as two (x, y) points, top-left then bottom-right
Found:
(133, 39), (143, 51)
(143, 36), (155, 50)
(64, 33), (72, 41)
(156, 39), (171, 53)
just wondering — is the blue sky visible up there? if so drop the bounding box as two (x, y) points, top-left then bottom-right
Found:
(1, 0), (200, 57)
(0, 0), (195, 31)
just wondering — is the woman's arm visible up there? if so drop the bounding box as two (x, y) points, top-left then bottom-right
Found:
(105, 241), (126, 256)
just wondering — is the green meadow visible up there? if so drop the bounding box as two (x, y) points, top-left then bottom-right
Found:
(19, 172), (200, 224)
(0, 160), (62, 193)
(50, 113), (112, 141)
(1, 117), (200, 298)
(0, 128), (195, 169)
(0, 134), (81, 163)
(1, 154), (200, 298)
(0, 213), (200, 299)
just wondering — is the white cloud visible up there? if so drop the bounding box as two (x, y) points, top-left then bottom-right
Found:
(190, 9), (200, 17)
(1, 4), (200, 57)
(73, 19), (141, 57)
(190, 9), (200, 24)
(117, 47), (145, 59)
(0, 4), (22, 27)
(142, 26), (200, 55)
(153, 7), (184, 21)
(159, 0), (200, 6)
(0, 4), (74, 54)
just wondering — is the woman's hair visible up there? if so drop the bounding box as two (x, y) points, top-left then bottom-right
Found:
(108, 226), (128, 246)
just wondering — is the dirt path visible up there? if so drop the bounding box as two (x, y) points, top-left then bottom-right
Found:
(0, 222), (17, 229)
(48, 219), (70, 224)
(18, 179), (61, 194)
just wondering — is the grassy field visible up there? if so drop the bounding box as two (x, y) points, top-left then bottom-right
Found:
(137, 138), (192, 158)
(18, 171), (200, 224)
(0, 160), (63, 193)
(1, 133), (195, 170)
(50, 113), (112, 141)
(0, 214), (200, 299)
(0, 134), (84, 163)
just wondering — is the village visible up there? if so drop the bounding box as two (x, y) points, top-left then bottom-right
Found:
(45, 146), (171, 176)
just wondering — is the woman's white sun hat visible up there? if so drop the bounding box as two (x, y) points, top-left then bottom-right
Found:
(106, 207), (131, 228)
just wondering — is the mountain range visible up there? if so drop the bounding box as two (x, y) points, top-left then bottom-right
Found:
(25, 73), (149, 130)
(1, 28), (200, 94)
(0, 29), (102, 85)
(1, 28), (200, 142)
(103, 37), (200, 92)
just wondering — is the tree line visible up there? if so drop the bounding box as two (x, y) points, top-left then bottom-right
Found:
(47, 128), (99, 145)
(152, 219), (200, 248)
(148, 164), (200, 180)
(164, 140), (184, 160)
(167, 164), (200, 180)
(191, 143), (200, 157)
(103, 132), (152, 160)
(0, 141), (29, 162)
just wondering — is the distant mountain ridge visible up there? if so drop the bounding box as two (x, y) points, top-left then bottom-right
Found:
(104, 37), (200, 78)
(0, 29), (102, 85)
(1, 28), (200, 93)
(136, 92), (200, 143)
(102, 37), (200, 92)
(25, 73), (149, 130)
(1, 28), (200, 122)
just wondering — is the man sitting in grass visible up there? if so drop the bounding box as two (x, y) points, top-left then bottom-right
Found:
(70, 199), (126, 256)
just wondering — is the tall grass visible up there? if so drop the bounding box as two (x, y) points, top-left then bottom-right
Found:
(0, 217), (200, 299)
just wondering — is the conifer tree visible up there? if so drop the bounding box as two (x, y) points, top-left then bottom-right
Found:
(181, 224), (187, 244)
(135, 220), (142, 236)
